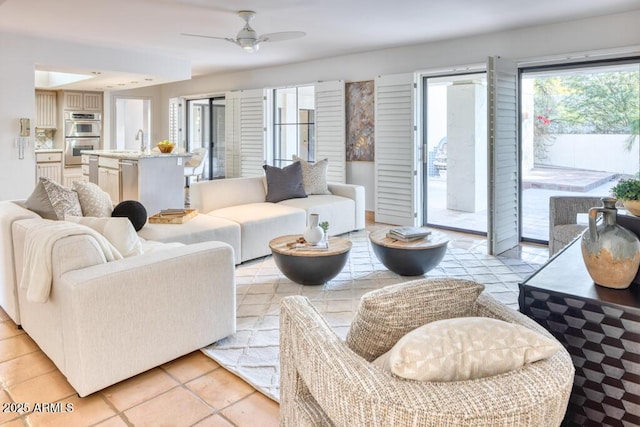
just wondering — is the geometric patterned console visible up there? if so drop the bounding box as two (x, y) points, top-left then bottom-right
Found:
(519, 239), (640, 427)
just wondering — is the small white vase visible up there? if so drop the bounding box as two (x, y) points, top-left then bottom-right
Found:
(303, 213), (324, 244)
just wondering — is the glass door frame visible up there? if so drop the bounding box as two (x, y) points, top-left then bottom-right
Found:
(421, 71), (489, 236)
(518, 56), (640, 244)
(185, 96), (225, 180)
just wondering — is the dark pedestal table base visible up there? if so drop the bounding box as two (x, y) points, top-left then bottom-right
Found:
(269, 235), (352, 286)
(368, 228), (449, 276)
(272, 251), (350, 286)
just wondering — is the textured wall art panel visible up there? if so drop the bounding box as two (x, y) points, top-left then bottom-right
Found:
(346, 80), (374, 161)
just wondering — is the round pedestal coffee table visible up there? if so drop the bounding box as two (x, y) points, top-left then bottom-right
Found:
(269, 235), (352, 285)
(369, 228), (449, 276)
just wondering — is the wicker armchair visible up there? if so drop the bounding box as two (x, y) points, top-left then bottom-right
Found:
(280, 278), (574, 427)
(548, 196), (606, 256)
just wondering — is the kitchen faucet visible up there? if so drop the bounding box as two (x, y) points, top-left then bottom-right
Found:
(135, 129), (145, 152)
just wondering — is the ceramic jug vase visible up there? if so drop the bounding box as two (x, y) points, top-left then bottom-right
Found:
(581, 197), (640, 289)
(303, 213), (324, 245)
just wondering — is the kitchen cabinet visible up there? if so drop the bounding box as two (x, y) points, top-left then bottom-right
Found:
(64, 92), (83, 110)
(83, 93), (102, 111)
(35, 150), (62, 184)
(35, 91), (57, 129)
(98, 156), (120, 205)
(63, 167), (87, 188)
(62, 91), (102, 112)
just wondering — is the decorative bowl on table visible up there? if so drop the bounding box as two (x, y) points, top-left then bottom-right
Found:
(157, 140), (175, 153)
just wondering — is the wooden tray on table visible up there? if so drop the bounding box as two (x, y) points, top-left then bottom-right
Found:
(148, 209), (198, 224)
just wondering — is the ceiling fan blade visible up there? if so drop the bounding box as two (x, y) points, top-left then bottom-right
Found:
(258, 31), (306, 43)
(181, 33), (237, 44)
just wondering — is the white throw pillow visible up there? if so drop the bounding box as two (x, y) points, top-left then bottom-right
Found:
(66, 216), (143, 258)
(372, 317), (561, 382)
(292, 155), (331, 195)
(73, 181), (113, 217)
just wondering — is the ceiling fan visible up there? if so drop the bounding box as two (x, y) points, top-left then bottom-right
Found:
(182, 10), (306, 53)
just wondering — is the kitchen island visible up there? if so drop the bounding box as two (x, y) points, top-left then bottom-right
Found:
(82, 150), (192, 216)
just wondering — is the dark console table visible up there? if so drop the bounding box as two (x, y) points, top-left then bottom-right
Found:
(519, 238), (640, 426)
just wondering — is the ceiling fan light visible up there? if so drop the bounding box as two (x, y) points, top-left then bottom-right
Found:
(238, 37), (259, 53)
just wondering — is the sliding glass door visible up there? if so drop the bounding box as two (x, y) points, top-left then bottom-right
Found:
(186, 97), (226, 180)
(520, 60), (640, 242)
(423, 73), (488, 233)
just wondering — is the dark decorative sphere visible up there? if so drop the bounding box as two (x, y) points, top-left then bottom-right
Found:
(112, 200), (147, 231)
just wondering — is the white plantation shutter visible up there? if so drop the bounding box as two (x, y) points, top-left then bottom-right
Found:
(487, 56), (519, 255)
(225, 89), (266, 178)
(168, 97), (183, 148)
(225, 91), (240, 178)
(315, 81), (345, 183)
(375, 73), (418, 226)
(239, 89), (266, 177)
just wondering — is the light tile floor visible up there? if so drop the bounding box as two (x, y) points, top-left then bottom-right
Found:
(0, 223), (548, 427)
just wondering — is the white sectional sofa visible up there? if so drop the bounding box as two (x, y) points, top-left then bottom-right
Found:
(0, 200), (236, 397)
(188, 176), (366, 263)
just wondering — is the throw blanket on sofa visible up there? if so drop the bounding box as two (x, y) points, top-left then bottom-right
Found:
(19, 220), (123, 303)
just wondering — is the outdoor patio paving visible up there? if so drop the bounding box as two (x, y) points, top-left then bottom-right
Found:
(427, 167), (622, 243)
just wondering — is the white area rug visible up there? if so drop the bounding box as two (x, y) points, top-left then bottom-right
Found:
(201, 230), (542, 402)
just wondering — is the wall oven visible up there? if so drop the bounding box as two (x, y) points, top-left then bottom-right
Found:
(64, 111), (102, 166)
(65, 138), (100, 166)
(64, 111), (102, 138)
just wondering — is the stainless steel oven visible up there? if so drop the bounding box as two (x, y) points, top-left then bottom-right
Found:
(64, 111), (102, 138)
(64, 111), (101, 166)
(65, 138), (100, 166)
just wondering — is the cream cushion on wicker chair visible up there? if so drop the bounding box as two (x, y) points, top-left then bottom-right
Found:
(373, 316), (562, 382)
(280, 277), (574, 427)
(346, 278), (484, 361)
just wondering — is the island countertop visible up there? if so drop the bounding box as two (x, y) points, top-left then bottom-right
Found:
(35, 148), (63, 153)
(80, 150), (192, 160)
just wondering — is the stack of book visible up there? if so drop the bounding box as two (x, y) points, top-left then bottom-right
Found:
(386, 226), (431, 242)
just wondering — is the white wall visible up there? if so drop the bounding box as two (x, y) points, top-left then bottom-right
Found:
(0, 47), (36, 200)
(139, 10), (640, 213)
(541, 134), (639, 174)
(0, 31), (189, 200)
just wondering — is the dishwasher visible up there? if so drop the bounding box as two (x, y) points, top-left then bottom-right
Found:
(119, 160), (139, 201)
(88, 155), (99, 184)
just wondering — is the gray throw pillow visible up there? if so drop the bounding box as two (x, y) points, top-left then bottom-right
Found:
(25, 179), (57, 219)
(263, 162), (307, 203)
